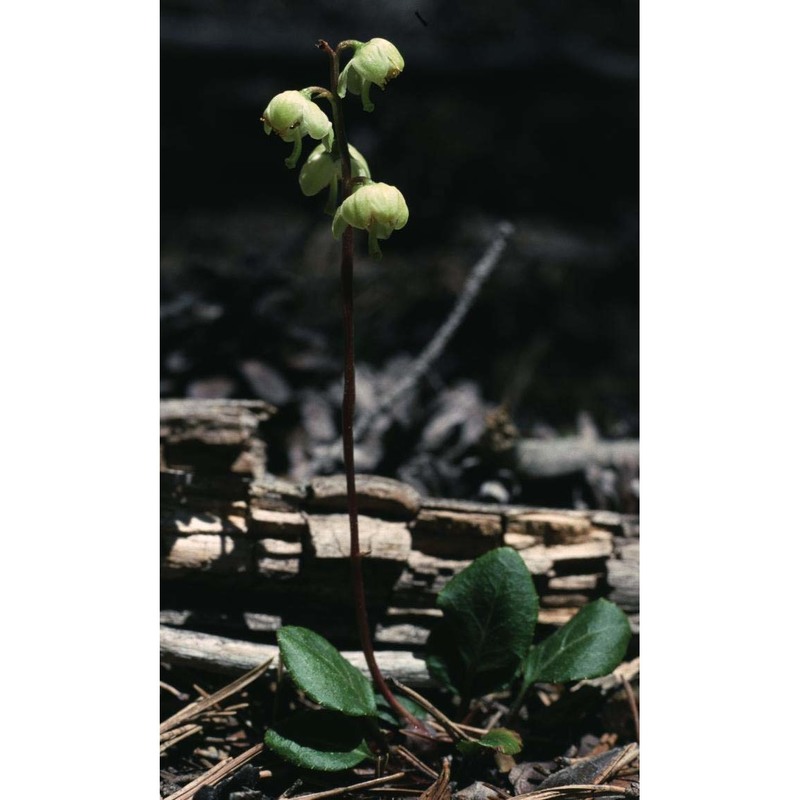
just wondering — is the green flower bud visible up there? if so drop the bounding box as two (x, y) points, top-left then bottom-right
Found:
(299, 144), (371, 197)
(300, 144), (371, 215)
(261, 90), (333, 168)
(332, 181), (409, 259)
(337, 38), (405, 112)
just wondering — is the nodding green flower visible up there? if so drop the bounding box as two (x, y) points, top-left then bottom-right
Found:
(337, 38), (405, 112)
(299, 144), (371, 215)
(332, 181), (409, 259)
(261, 89), (333, 168)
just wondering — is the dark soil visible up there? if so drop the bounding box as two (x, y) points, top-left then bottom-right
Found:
(160, 660), (639, 799)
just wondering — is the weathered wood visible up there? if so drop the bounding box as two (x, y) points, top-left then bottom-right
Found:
(160, 488), (637, 646)
(307, 514), (411, 562)
(507, 512), (592, 545)
(249, 508), (307, 539)
(250, 476), (308, 511)
(308, 474), (421, 520)
(513, 436), (639, 479)
(159, 400), (639, 659)
(161, 534), (254, 577)
(411, 508), (504, 557)
(607, 541), (639, 613)
(160, 399), (275, 448)
(160, 626), (434, 686)
(160, 398), (274, 479)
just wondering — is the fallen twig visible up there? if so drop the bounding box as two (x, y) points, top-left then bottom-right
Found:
(621, 675), (639, 742)
(419, 761), (451, 800)
(159, 723), (203, 753)
(164, 743), (266, 800)
(354, 221), (514, 443)
(511, 784), (634, 800)
(513, 437), (639, 479)
(160, 626), (433, 686)
(592, 743), (639, 785)
(289, 772), (407, 800)
(393, 745), (439, 779)
(160, 657), (273, 736)
(390, 678), (477, 743)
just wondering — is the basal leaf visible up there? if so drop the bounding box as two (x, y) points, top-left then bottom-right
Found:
(264, 710), (373, 771)
(425, 547), (538, 700)
(523, 598), (631, 685)
(457, 727), (523, 756)
(278, 626), (377, 717)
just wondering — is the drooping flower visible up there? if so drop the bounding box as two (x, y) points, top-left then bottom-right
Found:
(261, 90), (333, 168)
(299, 143), (371, 215)
(299, 144), (371, 196)
(337, 38), (405, 112)
(332, 181), (409, 259)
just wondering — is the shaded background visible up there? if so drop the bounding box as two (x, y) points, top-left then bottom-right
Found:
(161, 0), (638, 505)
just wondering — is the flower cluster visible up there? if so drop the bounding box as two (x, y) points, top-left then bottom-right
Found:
(261, 38), (408, 258)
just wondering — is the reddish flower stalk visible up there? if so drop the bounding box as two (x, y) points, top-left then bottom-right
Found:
(317, 39), (422, 731)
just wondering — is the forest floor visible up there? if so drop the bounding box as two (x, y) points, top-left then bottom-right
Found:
(160, 213), (639, 799)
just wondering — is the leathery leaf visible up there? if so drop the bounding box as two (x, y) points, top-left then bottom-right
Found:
(523, 598), (631, 687)
(425, 547), (538, 700)
(277, 626), (377, 717)
(264, 710), (373, 770)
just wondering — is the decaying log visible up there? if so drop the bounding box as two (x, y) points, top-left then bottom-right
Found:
(161, 491), (639, 641)
(160, 400), (640, 660)
(411, 508), (504, 557)
(513, 436), (639, 478)
(160, 626), (434, 686)
(308, 474), (421, 520)
(160, 398), (274, 480)
(307, 514), (411, 562)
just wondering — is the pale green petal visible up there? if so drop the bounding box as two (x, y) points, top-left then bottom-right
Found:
(346, 182), (405, 233)
(332, 205), (348, 239)
(348, 145), (371, 180)
(324, 180), (338, 216)
(346, 67), (364, 95)
(299, 145), (336, 196)
(360, 80), (374, 113)
(337, 62), (352, 99)
(265, 90), (306, 137)
(303, 101), (333, 141)
(372, 220), (395, 240)
(352, 39), (404, 88)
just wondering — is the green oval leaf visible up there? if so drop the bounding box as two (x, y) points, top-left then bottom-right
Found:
(524, 598), (631, 685)
(457, 727), (523, 756)
(264, 710), (373, 771)
(278, 626), (377, 717)
(425, 547), (538, 700)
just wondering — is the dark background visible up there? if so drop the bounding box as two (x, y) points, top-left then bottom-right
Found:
(161, 0), (638, 498)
